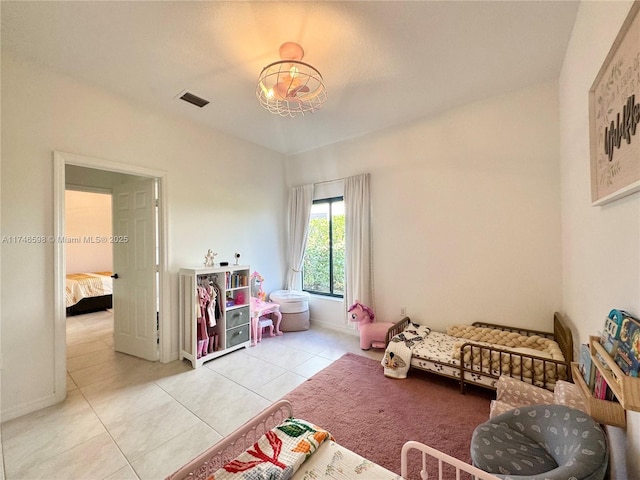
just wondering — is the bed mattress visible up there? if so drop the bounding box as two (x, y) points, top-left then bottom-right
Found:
(292, 440), (399, 480)
(406, 331), (503, 388)
(65, 272), (113, 308)
(408, 330), (565, 390)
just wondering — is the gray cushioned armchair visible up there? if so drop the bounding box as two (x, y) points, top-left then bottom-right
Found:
(471, 404), (608, 480)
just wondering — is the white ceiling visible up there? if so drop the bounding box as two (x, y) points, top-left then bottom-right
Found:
(1, 1), (580, 156)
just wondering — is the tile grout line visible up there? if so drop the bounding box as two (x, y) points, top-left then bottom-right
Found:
(67, 367), (142, 480)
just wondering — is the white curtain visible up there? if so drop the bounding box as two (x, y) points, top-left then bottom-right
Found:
(344, 173), (372, 315)
(285, 184), (314, 290)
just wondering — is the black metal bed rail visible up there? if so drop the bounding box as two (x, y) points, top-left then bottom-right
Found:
(470, 321), (555, 339)
(385, 316), (411, 347)
(458, 342), (569, 394)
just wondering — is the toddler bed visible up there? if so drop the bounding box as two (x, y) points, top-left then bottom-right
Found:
(65, 271), (113, 316)
(166, 400), (499, 480)
(384, 312), (573, 393)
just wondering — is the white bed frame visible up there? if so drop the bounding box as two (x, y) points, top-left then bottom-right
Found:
(167, 401), (293, 480)
(401, 441), (499, 480)
(167, 400), (499, 480)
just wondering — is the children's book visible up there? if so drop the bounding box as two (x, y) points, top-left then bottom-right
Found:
(593, 370), (608, 400)
(601, 311), (622, 355)
(579, 343), (595, 388)
(614, 316), (640, 377)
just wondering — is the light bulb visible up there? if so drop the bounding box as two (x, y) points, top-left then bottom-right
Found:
(259, 82), (274, 98)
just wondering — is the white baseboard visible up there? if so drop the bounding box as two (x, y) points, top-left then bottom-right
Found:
(310, 318), (359, 336)
(2, 392), (58, 423)
(165, 351), (180, 363)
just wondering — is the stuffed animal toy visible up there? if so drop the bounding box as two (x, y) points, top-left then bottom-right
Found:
(347, 301), (394, 350)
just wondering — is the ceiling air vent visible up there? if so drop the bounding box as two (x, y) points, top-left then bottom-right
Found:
(177, 91), (209, 108)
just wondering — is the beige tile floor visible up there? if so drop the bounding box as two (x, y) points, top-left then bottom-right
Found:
(1, 310), (383, 480)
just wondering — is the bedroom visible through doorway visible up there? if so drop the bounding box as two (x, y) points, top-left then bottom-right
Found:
(64, 170), (160, 361)
(62, 163), (161, 362)
(64, 190), (116, 369)
(65, 190), (113, 275)
(54, 151), (169, 404)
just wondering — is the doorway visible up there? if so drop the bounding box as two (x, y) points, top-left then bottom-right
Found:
(64, 189), (115, 354)
(53, 151), (170, 403)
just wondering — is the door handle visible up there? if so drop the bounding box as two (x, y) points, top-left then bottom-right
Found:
(111, 273), (119, 279)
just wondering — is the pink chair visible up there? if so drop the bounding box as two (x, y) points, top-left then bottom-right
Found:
(258, 316), (274, 340)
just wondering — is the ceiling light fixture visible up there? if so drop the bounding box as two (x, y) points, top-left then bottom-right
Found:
(256, 42), (327, 117)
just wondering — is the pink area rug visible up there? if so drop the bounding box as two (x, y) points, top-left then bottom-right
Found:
(283, 352), (494, 479)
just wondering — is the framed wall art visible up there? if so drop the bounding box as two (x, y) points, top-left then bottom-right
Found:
(589, 1), (640, 206)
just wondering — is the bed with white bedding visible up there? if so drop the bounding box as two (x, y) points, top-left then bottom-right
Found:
(65, 271), (113, 315)
(383, 312), (573, 393)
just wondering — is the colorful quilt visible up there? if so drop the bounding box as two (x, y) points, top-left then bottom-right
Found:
(211, 418), (332, 480)
(381, 322), (431, 379)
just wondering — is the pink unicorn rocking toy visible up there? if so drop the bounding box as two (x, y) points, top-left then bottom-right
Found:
(347, 301), (394, 350)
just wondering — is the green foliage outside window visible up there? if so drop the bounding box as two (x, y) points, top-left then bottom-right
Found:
(303, 206), (344, 296)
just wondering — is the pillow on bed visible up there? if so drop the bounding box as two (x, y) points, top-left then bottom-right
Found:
(553, 380), (587, 413)
(447, 326), (564, 360)
(494, 375), (553, 408)
(213, 418), (332, 480)
(508, 347), (554, 359)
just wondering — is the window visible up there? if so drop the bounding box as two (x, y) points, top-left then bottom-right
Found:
(302, 197), (345, 297)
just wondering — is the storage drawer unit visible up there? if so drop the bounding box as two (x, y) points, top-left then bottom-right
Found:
(227, 306), (250, 329)
(226, 324), (250, 348)
(179, 265), (251, 368)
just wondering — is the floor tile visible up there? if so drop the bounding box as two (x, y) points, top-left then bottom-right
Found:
(2, 390), (105, 476)
(158, 368), (272, 435)
(244, 340), (315, 369)
(66, 347), (118, 372)
(290, 355), (334, 377)
(70, 352), (157, 388)
(130, 422), (221, 480)
(254, 371), (308, 402)
(205, 350), (287, 389)
(67, 373), (78, 392)
(275, 328), (349, 354)
(88, 382), (176, 428)
(104, 465), (140, 480)
(1, 310), (361, 480)
(67, 339), (111, 358)
(9, 432), (127, 480)
(109, 400), (202, 461)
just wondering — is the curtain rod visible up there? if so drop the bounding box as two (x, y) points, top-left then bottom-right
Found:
(313, 178), (344, 186)
(313, 172), (369, 187)
(291, 173), (368, 189)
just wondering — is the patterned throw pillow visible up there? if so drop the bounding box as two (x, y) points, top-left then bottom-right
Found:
(553, 380), (587, 412)
(495, 375), (554, 407)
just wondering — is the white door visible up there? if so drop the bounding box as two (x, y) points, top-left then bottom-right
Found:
(112, 178), (158, 361)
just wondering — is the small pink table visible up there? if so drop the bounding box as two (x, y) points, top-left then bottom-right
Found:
(250, 297), (283, 346)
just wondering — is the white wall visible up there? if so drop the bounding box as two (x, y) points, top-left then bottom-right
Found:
(287, 82), (562, 334)
(0, 54), (3, 476)
(559, 1), (639, 477)
(0, 55), (287, 419)
(65, 190), (113, 274)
